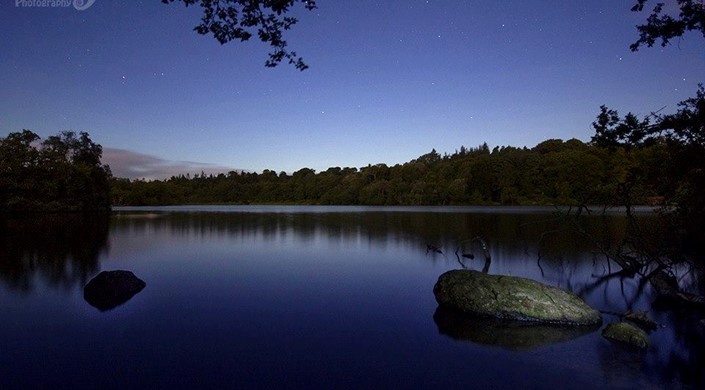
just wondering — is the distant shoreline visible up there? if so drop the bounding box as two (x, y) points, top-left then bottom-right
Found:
(111, 204), (662, 215)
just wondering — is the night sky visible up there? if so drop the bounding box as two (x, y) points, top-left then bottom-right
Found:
(1, 1), (703, 179)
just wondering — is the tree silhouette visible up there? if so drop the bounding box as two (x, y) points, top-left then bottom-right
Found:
(588, 1), (705, 257)
(162, 0), (317, 70)
(630, 0), (705, 51)
(0, 130), (111, 212)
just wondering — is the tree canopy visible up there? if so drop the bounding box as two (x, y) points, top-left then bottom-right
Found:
(162, 0), (317, 70)
(0, 130), (112, 212)
(109, 139), (669, 208)
(592, 85), (705, 149)
(589, 0), (705, 255)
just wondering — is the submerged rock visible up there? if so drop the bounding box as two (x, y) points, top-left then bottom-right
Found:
(622, 310), (658, 332)
(433, 270), (601, 325)
(650, 271), (680, 298)
(84, 270), (146, 311)
(433, 306), (600, 351)
(651, 270), (705, 310)
(602, 322), (649, 349)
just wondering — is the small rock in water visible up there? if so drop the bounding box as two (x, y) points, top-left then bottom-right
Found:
(602, 321), (649, 349)
(84, 270), (146, 311)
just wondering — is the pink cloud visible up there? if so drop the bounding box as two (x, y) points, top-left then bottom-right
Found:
(102, 148), (237, 180)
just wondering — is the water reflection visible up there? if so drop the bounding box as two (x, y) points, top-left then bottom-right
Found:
(0, 207), (702, 388)
(111, 209), (634, 260)
(0, 213), (110, 293)
(110, 209), (650, 294)
(22, 209), (661, 297)
(645, 308), (705, 386)
(433, 306), (599, 351)
(0, 208), (687, 307)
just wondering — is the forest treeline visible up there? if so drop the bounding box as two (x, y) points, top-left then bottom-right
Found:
(110, 138), (671, 207)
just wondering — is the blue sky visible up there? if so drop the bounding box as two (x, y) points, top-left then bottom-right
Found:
(1, 0), (703, 178)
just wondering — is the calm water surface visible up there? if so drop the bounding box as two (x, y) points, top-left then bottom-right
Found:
(1, 206), (703, 389)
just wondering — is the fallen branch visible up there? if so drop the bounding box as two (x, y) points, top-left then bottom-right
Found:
(455, 236), (492, 272)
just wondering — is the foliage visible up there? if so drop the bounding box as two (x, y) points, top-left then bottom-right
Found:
(592, 85), (705, 149)
(591, 1), (705, 257)
(109, 139), (671, 208)
(0, 130), (112, 212)
(162, 0), (317, 70)
(630, 0), (705, 51)
(590, 91), (705, 257)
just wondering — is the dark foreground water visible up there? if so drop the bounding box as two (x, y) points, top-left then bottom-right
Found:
(1, 206), (703, 389)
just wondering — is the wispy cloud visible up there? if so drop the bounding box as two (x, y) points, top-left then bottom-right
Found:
(102, 148), (237, 180)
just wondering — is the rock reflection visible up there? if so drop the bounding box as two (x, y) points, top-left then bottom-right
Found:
(0, 213), (110, 292)
(433, 306), (600, 352)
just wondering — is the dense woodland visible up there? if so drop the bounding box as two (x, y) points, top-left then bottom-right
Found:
(109, 138), (670, 207)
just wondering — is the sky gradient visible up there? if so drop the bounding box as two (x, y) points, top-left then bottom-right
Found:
(1, 0), (703, 179)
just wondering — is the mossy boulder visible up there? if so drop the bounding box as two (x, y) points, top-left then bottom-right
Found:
(602, 321), (649, 349)
(84, 270), (146, 311)
(433, 270), (601, 325)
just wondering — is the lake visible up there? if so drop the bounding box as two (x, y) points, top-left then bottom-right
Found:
(1, 206), (703, 389)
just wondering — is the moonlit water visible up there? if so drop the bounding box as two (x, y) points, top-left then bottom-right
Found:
(0, 206), (702, 389)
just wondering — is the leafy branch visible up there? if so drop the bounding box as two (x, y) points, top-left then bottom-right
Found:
(162, 0), (317, 70)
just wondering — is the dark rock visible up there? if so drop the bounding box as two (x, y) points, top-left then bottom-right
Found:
(84, 270), (146, 311)
(651, 270), (705, 310)
(673, 292), (705, 310)
(650, 271), (680, 298)
(622, 310), (658, 332)
(602, 321), (649, 349)
(433, 270), (601, 325)
(433, 306), (600, 351)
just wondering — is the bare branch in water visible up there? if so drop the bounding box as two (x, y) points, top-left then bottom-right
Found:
(455, 236), (492, 273)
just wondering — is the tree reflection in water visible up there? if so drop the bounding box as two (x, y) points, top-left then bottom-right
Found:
(1, 207), (702, 387)
(0, 213), (110, 293)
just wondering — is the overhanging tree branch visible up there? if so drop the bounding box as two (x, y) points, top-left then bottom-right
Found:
(162, 0), (317, 70)
(630, 0), (705, 51)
